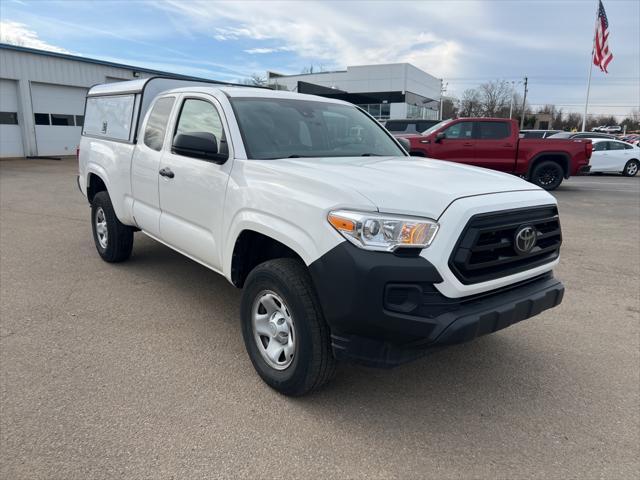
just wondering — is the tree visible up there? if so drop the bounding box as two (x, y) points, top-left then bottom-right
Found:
(478, 80), (512, 117)
(242, 73), (267, 87)
(441, 97), (458, 119)
(459, 88), (482, 117)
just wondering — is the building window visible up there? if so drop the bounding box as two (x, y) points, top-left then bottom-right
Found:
(0, 112), (18, 125)
(357, 104), (391, 120)
(75, 115), (84, 127)
(50, 114), (75, 126)
(34, 113), (50, 125)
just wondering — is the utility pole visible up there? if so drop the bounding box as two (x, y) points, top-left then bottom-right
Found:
(439, 80), (448, 121)
(520, 76), (528, 130)
(509, 81), (515, 119)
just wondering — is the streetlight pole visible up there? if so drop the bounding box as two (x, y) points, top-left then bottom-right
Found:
(439, 80), (447, 121)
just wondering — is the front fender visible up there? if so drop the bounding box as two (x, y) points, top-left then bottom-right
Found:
(222, 209), (343, 281)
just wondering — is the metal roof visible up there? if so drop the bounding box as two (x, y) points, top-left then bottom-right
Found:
(0, 42), (218, 82)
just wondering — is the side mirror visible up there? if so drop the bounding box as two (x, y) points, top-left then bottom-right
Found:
(435, 132), (446, 142)
(397, 137), (411, 153)
(172, 132), (228, 163)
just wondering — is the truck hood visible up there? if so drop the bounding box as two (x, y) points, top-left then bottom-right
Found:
(264, 156), (543, 219)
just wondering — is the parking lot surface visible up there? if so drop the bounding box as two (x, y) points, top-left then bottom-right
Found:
(1, 158), (638, 479)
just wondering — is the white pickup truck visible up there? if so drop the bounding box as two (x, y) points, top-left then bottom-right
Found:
(78, 77), (564, 395)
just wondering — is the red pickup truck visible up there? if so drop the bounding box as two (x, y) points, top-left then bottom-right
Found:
(397, 118), (592, 190)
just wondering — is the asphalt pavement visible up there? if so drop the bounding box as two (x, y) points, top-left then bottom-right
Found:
(1, 158), (638, 479)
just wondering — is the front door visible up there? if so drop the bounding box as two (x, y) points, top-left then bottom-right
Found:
(429, 120), (475, 164)
(158, 95), (232, 271)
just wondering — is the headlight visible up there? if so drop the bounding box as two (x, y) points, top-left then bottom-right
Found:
(327, 210), (439, 252)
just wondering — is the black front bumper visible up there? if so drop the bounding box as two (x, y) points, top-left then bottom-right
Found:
(308, 243), (564, 368)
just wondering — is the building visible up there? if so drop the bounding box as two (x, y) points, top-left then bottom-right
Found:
(267, 63), (442, 121)
(0, 43), (218, 158)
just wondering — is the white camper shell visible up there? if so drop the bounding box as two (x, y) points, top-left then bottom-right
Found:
(83, 77), (232, 143)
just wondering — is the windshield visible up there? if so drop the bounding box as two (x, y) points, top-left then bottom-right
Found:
(230, 97), (406, 159)
(421, 119), (454, 135)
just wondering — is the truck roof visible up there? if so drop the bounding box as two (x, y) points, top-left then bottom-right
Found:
(165, 85), (351, 105)
(87, 77), (349, 106)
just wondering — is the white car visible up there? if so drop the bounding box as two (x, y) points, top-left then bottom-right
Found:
(78, 78), (565, 395)
(590, 138), (640, 176)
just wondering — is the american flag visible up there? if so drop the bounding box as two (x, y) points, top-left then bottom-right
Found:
(593, 0), (613, 73)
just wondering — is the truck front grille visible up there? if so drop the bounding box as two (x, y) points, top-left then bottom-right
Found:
(449, 206), (561, 285)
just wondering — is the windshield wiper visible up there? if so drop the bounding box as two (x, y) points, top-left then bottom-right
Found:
(360, 153), (383, 156)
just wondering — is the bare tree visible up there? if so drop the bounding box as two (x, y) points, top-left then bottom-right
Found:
(459, 89), (482, 117)
(242, 73), (267, 87)
(478, 80), (512, 117)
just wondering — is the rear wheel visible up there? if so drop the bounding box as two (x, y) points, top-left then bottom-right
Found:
(530, 161), (564, 190)
(240, 258), (336, 396)
(622, 159), (639, 177)
(91, 191), (134, 262)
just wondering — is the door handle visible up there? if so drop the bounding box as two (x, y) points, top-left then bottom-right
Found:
(463, 142), (473, 147)
(159, 167), (174, 179)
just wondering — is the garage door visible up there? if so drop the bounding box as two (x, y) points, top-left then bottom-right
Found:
(0, 78), (24, 158)
(31, 82), (87, 156)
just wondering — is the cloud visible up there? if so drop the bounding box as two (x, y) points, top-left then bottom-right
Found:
(158, 0), (477, 78)
(244, 46), (294, 54)
(0, 20), (70, 53)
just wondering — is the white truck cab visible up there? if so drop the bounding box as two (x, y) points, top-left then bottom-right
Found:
(79, 77), (564, 395)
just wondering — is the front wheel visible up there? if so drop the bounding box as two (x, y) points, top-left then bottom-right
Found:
(240, 258), (336, 396)
(530, 161), (564, 190)
(623, 159), (639, 177)
(91, 191), (134, 262)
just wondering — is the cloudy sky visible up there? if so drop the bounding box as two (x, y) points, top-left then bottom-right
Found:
(1, 0), (638, 117)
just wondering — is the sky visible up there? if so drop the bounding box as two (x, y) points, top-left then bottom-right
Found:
(1, 0), (638, 118)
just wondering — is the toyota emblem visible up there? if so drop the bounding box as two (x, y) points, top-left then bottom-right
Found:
(514, 225), (537, 255)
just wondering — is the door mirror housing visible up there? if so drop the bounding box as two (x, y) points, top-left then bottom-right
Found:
(172, 132), (228, 163)
(435, 131), (446, 142)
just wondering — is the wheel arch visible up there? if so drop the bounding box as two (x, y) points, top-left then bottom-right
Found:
(86, 170), (109, 204)
(527, 152), (571, 179)
(229, 229), (307, 288)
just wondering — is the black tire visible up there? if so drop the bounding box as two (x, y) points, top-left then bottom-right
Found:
(240, 258), (336, 396)
(530, 161), (564, 190)
(91, 191), (134, 262)
(622, 159), (639, 177)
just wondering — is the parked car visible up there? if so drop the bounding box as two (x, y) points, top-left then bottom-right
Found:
(601, 125), (623, 134)
(78, 78), (565, 395)
(547, 131), (616, 140)
(520, 129), (562, 139)
(384, 119), (440, 134)
(399, 118), (592, 190)
(621, 134), (640, 146)
(590, 138), (640, 176)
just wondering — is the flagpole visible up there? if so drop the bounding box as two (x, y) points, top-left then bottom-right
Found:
(581, 60), (593, 132)
(582, 0), (600, 132)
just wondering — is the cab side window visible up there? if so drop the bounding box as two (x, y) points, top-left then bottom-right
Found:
(475, 121), (511, 140)
(143, 97), (175, 151)
(443, 121), (473, 139)
(174, 98), (227, 156)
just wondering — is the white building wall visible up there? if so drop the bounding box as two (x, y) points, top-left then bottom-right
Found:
(0, 48), (155, 157)
(269, 63), (440, 101)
